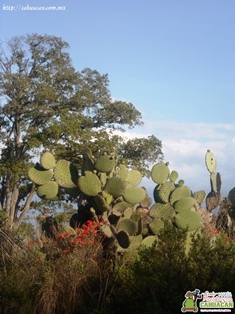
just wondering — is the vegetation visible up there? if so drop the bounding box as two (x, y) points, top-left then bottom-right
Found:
(1, 34), (235, 314)
(0, 33), (163, 230)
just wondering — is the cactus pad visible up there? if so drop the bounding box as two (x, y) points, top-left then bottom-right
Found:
(126, 170), (142, 186)
(170, 170), (178, 182)
(123, 187), (146, 204)
(140, 235), (157, 248)
(104, 177), (126, 198)
(37, 181), (58, 199)
(112, 201), (130, 213)
(149, 203), (175, 220)
(205, 149), (217, 173)
(193, 190), (206, 205)
(174, 210), (201, 231)
(116, 230), (130, 248)
(158, 181), (175, 203)
(170, 186), (192, 206)
(28, 163), (53, 185)
(216, 172), (222, 193)
(151, 162), (169, 184)
(40, 152), (56, 169)
(78, 171), (101, 196)
(93, 194), (110, 213)
(149, 218), (164, 235)
(174, 197), (196, 212)
(54, 160), (78, 188)
(117, 218), (137, 236)
(94, 155), (115, 173)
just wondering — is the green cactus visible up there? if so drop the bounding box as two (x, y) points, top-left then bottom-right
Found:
(140, 235), (158, 249)
(170, 170), (178, 182)
(54, 159), (78, 188)
(149, 203), (175, 220)
(123, 187), (146, 204)
(205, 149), (217, 173)
(94, 154), (115, 173)
(158, 181), (175, 203)
(37, 181), (58, 199)
(193, 190), (206, 205)
(151, 162), (170, 184)
(169, 186), (192, 206)
(104, 177), (126, 198)
(28, 163), (53, 185)
(174, 210), (201, 231)
(78, 171), (101, 196)
(40, 152), (56, 169)
(116, 230), (131, 248)
(149, 218), (164, 235)
(174, 197), (196, 213)
(126, 170), (142, 186)
(116, 218), (137, 236)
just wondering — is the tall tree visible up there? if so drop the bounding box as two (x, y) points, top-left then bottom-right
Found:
(0, 33), (163, 230)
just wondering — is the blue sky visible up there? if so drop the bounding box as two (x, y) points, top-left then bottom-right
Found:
(1, 0), (235, 199)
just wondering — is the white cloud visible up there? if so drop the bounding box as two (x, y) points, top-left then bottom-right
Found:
(115, 119), (235, 197)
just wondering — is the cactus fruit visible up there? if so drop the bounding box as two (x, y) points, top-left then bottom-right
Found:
(205, 149), (217, 173)
(28, 163), (53, 185)
(37, 181), (58, 199)
(54, 160), (78, 188)
(123, 187), (146, 204)
(151, 162), (170, 184)
(78, 171), (101, 196)
(40, 152), (56, 169)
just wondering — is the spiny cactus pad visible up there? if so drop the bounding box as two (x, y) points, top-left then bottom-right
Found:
(149, 218), (164, 235)
(151, 162), (169, 184)
(158, 181), (175, 203)
(54, 160), (78, 188)
(117, 218), (137, 236)
(210, 172), (217, 192)
(94, 155), (115, 173)
(123, 187), (146, 204)
(78, 171), (101, 196)
(174, 210), (201, 231)
(216, 172), (222, 193)
(40, 152), (56, 169)
(170, 170), (178, 182)
(81, 155), (94, 175)
(193, 190), (206, 205)
(112, 201), (130, 213)
(116, 230), (130, 248)
(37, 181), (58, 199)
(116, 164), (128, 180)
(174, 197), (196, 213)
(28, 163), (53, 185)
(149, 203), (175, 220)
(170, 186), (192, 206)
(104, 177), (126, 198)
(93, 195), (110, 213)
(140, 235), (157, 248)
(205, 150), (217, 173)
(126, 170), (142, 186)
